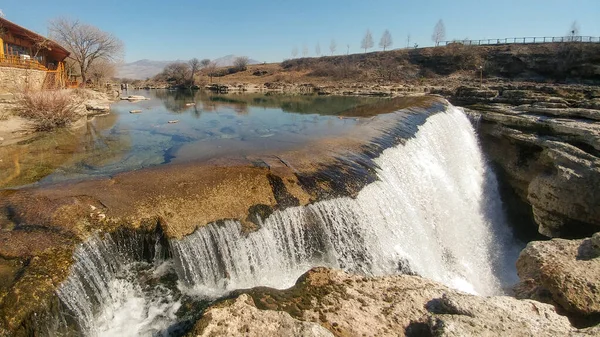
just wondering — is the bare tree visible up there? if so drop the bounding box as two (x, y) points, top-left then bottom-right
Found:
(567, 21), (581, 41)
(161, 62), (191, 87)
(432, 19), (446, 46)
(361, 29), (374, 53)
(329, 39), (337, 55)
(292, 46), (298, 58)
(20, 30), (53, 60)
(200, 59), (211, 68)
(379, 29), (393, 51)
(233, 56), (249, 71)
(302, 44), (308, 57)
(315, 42), (321, 56)
(205, 61), (217, 83)
(88, 59), (116, 86)
(49, 18), (124, 86)
(188, 58), (201, 86)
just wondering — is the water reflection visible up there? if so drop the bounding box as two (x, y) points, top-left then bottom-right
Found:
(0, 113), (130, 188)
(1, 91), (391, 188)
(150, 90), (385, 116)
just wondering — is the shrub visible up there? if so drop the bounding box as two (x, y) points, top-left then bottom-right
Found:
(16, 90), (82, 131)
(233, 56), (249, 71)
(308, 61), (363, 80)
(72, 87), (95, 100)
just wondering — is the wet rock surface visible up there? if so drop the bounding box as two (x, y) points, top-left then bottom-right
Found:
(452, 84), (600, 238)
(190, 267), (597, 337)
(515, 234), (600, 327)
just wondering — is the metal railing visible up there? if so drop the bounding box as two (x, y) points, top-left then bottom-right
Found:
(439, 36), (600, 46)
(0, 54), (49, 71)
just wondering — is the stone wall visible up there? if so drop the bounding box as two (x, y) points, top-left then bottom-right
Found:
(0, 67), (46, 93)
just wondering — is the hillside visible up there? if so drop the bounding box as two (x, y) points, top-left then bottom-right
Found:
(203, 43), (600, 88)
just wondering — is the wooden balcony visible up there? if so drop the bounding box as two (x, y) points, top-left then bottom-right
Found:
(0, 55), (49, 71)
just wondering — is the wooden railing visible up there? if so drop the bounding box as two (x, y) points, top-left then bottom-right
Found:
(439, 36), (600, 46)
(0, 54), (48, 71)
(43, 62), (69, 89)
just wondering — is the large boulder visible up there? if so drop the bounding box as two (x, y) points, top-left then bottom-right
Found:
(189, 267), (594, 337)
(516, 235), (600, 326)
(191, 294), (333, 337)
(425, 293), (595, 336)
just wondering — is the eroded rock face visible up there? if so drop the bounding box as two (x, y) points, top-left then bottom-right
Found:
(458, 84), (600, 238)
(516, 235), (600, 326)
(191, 267), (594, 337)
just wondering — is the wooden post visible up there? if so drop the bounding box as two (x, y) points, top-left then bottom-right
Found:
(0, 37), (4, 59)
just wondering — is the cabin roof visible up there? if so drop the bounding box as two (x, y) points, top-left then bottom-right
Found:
(0, 17), (70, 61)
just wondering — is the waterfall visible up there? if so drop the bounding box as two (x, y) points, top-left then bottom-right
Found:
(172, 105), (518, 297)
(56, 232), (182, 337)
(54, 104), (519, 336)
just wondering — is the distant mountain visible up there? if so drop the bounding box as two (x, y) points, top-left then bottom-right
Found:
(117, 55), (261, 80)
(116, 59), (175, 80)
(213, 54), (261, 67)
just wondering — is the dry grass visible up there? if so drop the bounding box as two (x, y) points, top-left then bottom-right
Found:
(16, 90), (82, 131)
(0, 109), (10, 121)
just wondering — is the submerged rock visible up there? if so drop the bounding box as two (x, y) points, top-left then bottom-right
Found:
(190, 267), (594, 337)
(516, 235), (600, 326)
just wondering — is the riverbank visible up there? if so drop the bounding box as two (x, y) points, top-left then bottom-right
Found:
(0, 89), (117, 146)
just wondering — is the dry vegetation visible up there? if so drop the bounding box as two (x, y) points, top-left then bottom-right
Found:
(15, 90), (83, 131)
(191, 43), (600, 88)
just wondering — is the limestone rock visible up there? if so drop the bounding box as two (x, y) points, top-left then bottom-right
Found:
(592, 233), (600, 256)
(85, 101), (110, 113)
(193, 267), (590, 337)
(189, 294), (333, 337)
(471, 97), (600, 237)
(426, 293), (579, 336)
(516, 236), (600, 324)
(121, 95), (149, 101)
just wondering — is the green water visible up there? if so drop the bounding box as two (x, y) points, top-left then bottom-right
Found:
(0, 91), (386, 188)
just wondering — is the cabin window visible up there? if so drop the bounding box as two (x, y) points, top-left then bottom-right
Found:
(4, 43), (29, 56)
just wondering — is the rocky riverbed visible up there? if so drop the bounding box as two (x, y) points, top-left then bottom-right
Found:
(0, 96), (444, 335)
(0, 89), (116, 146)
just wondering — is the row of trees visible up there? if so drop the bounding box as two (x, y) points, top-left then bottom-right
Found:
(291, 22), (441, 59)
(156, 56), (250, 87)
(294, 18), (585, 59)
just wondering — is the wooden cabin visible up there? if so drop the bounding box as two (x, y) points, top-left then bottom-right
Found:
(0, 17), (72, 88)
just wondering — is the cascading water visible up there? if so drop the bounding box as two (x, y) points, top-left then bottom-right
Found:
(54, 104), (520, 336)
(172, 105), (518, 297)
(56, 232), (183, 337)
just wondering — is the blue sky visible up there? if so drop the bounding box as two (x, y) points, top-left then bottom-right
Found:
(2, 0), (599, 63)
